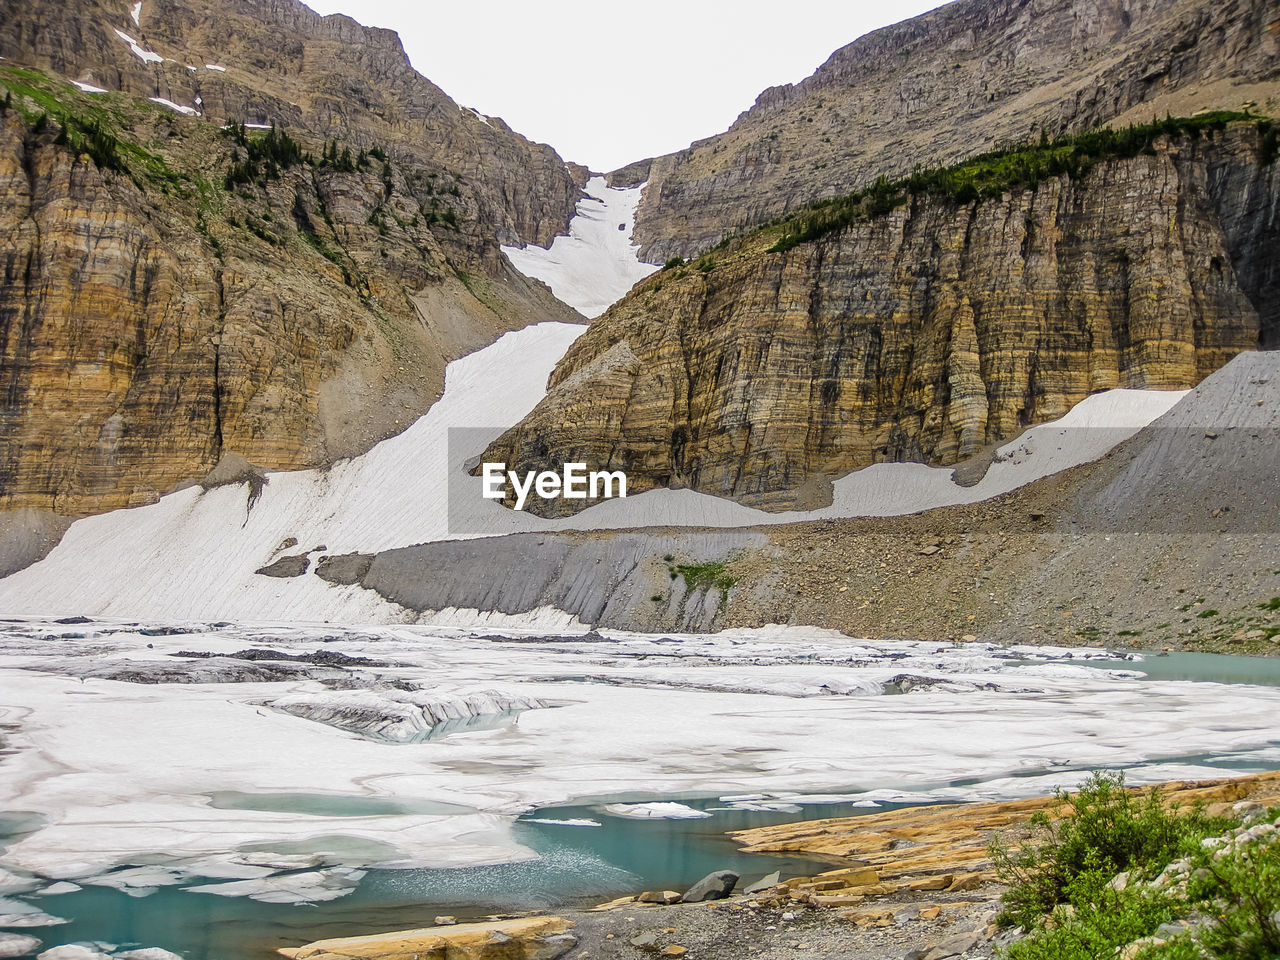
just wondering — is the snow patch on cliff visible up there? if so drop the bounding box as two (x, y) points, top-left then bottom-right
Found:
(113, 29), (162, 64)
(0, 318), (1186, 623)
(501, 176), (658, 318)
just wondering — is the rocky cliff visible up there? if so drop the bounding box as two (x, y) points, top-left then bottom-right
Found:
(485, 121), (1276, 513)
(0, 0), (589, 533)
(340, 353), (1280, 650)
(629, 0), (1280, 262)
(0, 66), (579, 525)
(0, 0), (584, 247)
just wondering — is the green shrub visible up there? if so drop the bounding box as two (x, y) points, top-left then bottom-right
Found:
(1173, 823), (1280, 959)
(670, 557), (738, 592)
(992, 771), (1228, 928)
(1002, 865), (1180, 960)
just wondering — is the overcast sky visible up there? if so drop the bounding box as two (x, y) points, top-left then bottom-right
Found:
(301, 1), (949, 172)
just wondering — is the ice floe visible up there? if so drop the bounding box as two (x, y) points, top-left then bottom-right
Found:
(183, 867), (365, 904)
(1, 620), (1279, 905)
(0, 898), (66, 928)
(264, 689), (547, 743)
(0, 933), (44, 958)
(521, 818), (602, 828)
(602, 803), (712, 820)
(501, 176), (658, 318)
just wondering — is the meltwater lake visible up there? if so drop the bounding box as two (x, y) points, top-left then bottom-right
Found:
(2, 620), (1279, 959)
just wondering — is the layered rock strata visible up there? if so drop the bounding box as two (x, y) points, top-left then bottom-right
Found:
(487, 127), (1275, 513)
(629, 0), (1280, 261)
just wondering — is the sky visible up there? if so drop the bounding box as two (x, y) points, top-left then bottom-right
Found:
(301, 1), (950, 173)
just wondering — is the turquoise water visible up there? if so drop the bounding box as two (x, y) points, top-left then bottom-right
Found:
(6, 648), (1280, 959)
(8, 802), (844, 960)
(1081, 650), (1280, 686)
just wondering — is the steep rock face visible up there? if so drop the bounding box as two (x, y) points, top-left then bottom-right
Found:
(485, 128), (1273, 513)
(630, 0), (1280, 261)
(0, 0), (583, 247)
(0, 80), (579, 517)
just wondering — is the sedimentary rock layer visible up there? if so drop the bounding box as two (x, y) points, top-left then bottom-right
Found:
(629, 0), (1280, 261)
(488, 127), (1275, 513)
(0, 79), (578, 516)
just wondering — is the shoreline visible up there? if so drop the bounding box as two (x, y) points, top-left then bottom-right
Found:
(280, 770), (1280, 960)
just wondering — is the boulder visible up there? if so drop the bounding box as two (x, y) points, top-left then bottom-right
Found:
(743, 871), (780, 894)
(682, 870), (738, 902)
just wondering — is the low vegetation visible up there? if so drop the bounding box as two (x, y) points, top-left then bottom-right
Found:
(769, 112), (1276, 253)
(992, 771), (1280, 960)
(669, 557), (739, 593)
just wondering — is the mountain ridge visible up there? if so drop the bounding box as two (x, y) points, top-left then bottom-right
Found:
(625, 0), (1280, 262)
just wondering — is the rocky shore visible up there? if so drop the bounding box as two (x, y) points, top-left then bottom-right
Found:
(280, 771), (1280, 960)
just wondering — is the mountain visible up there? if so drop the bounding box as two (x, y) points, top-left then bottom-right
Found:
(626, 0), (1280, 262)
(0, 0), (587, 549)
(483, 118), (1277, 514)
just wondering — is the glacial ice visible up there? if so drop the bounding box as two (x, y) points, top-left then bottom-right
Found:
(264, 689), (548, 743)
(3, 619), (1276, 906)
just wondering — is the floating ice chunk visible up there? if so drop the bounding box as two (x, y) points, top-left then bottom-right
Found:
(0, 869), (40, 895)
(70, 81), (107, 94)
(265, 688), (546, 743)
(183, 868), (365, 903)
(80, 865), (184, 896)
(117, 949), (185, 960)
(148, 98), (198, 117)
(522, 818), (602, 828)
(602, 802), (711, 820)
(35, 947), (110, 960)
(0, 933), (43, 958)
(204, 64), (226, 72)
(0, 898), (67, 928)
(113, 29), (162, 64)
(34, 882), (80, 896)
(717, 800), (803, 813)
(130, 2), (141, 25)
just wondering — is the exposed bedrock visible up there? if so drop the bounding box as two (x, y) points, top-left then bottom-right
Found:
(332, 530), (769, 633)
(0, 0), (588, 526)
(337, 354), (1280, 647)
(486, 130), (1277, 515)
(629, 0), (1280, 261)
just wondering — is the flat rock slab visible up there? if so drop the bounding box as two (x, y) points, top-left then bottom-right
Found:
(280, 917), (576, 960)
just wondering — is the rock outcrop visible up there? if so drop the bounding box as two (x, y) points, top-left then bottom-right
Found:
(280, 916), (577, 960)
(0, 0), (583, 248)
(486, 125), (1275, 513)
(629, 0), (1280, 261)
(0, 63), (580, 518)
